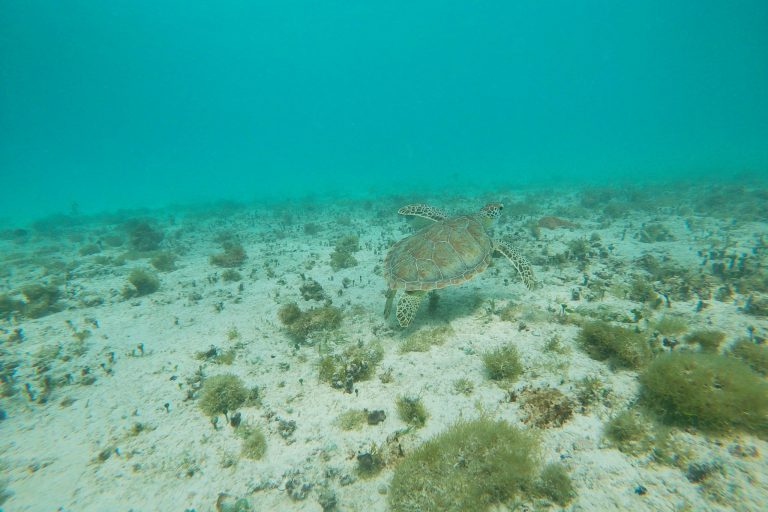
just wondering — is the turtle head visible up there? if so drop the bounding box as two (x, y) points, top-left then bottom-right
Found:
(479, 203), (503, 225)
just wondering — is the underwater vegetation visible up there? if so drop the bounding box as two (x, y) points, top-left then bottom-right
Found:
(318, 341), (383, 392)
(536, 216), (578, 230)
(640, 352), (768, 437)
(638, 223), (674, 243)
(652, 315), (688, 336)
(707, 243), (768, 296)
(150, 251), (177, 272)
(198, 374), (249, 419)
(520, 387), (574, 429)
(210, 241), (247, 268)
(334, 409), (368, 431)
(542, 335), (570, 356)
(78, 242), (101, 256)
(497, 302), (522, 322)
(601, 409), (692, 466)
(743, 293), (768, 317)
(395, 395), (428, 428)
(195, 345), (237, 365)
(604, 410), (654, 455)
(237, 424), (267, 460)
(298, 277), (327, 301)
(126, 220), (164, 251)
(19, 284), (62, 318)
(535, 463), (576, 506)
(277, 302), (342, 342)
(0, 294), (23, 320)
(652, 427), (694, 469)
(388, 417), (574, 511)
(683, 329), (726, 353)
(101, 233), (124, 248)
(215, 494), (253, 512)
(2, 284), (65, 320)
(628, 276), (662, 307)
(123, 268), (160, 298)
(574, 375), (608, 408)
(356, 443), (387, 479)
(579, 187), (617, 210)
(564, 237), (594, 268)
(0, 227), (30, 244)
(329, 234), (360, 271)
(694, 185), (768, 221)
(452, 377), (475, 396)
(0, 285), (61, 320)
(578, 321), (652, 369)
(303, 222), (321, 235)
(482, 344), (523, 381)
(221, 269), (242, 282)
(634, 253), (714, 304)
(729, 338), (768, 375)
(398, 324), (453, 353)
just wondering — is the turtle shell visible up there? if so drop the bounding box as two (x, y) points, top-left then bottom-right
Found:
(384, 215), (493, 291)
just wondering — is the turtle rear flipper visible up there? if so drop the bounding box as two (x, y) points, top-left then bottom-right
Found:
(495, 240), (536, 289)
(397, 204), (448, 222)
(396, 291), (425, 327)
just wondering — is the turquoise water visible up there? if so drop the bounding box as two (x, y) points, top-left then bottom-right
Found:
(1, 1), (767, 222)
(2, 4), (768, 510)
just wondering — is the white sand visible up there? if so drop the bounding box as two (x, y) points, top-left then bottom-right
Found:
(1, 189), (766, 511)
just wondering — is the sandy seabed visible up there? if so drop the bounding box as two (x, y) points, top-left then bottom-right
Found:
(1, 185), (767, 512)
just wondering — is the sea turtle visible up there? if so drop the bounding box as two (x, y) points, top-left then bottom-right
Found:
(383, 203), (535, 327)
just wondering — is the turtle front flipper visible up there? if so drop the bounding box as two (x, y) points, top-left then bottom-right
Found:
(495, 240), (536, 289)
(384, 288), (396, 319)
(396, 290), (425, 327)
(397, 204), (448, 222)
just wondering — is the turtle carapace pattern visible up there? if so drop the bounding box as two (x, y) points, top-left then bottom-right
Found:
(383, 203), (535, 327)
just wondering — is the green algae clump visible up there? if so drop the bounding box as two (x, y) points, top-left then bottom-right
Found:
(277, 302), (342, 342)
(603, 410), (654, 455)
(19, 284), (62, 318)
(399, 324), (454, 353)
(334, 409), (368, 431)
(652, 315), (688, 336)
(575, 375), (607, 407)
(0, 293), (24, 320)
(640, 352), (768, 437)
(684, 329), (726, 353)
(730, 338), (768, 376)
(482, 344), (523, 381)
(395, 395), (428, 428)
(123, 268), (160, 297)
(150, 251), (177, 272)
(318, 341), (384, 392)
(388, 418), (539, 512)
(535, 462), (575, 506)
(127, 221), (164, 252)
(329, 234), (360, 271)
(520, 387), (574, 429)
(238, 425), (267, 460)
(210, 241), (247, 268)
(578, 321), (652, 369)
(199, 374), (249, 418)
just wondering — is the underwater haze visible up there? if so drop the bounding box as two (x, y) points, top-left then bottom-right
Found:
(3, 3), (768, 511)
(1, 0), (767, 222)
